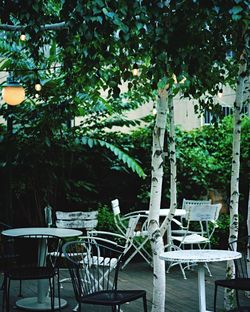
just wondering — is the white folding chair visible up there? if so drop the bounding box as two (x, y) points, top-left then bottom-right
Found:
(171, 199), (212, 237)
(168, 203), (222, 279)
(111, 199), (152, 269)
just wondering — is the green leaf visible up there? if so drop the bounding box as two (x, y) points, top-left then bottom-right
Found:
(97, 140), (146, 178)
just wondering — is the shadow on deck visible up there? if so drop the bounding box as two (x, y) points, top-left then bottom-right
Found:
(1, 261), (249, 311)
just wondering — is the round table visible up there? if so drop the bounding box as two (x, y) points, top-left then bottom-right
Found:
(160, 249), (241, 312)
(2, 227), (82, 311)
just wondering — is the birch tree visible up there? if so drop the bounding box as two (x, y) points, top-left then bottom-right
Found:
(148, 88), (168, 312)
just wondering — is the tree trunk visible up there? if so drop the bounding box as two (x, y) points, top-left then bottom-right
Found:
(148, 88), (168, 312)
(160, 95), (177, 238)
(225, 47), (248, 310)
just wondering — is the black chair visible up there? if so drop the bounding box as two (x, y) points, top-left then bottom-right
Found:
(2, 234), (62, 312)
(63, 237), (147, 312)
(214, 236), (250, 311)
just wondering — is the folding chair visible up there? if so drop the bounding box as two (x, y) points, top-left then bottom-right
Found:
(111, 199), (152, 269)
(168, 203), (222, 279)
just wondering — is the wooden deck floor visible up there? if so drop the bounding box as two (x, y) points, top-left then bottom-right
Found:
(1, 261), (249, 312)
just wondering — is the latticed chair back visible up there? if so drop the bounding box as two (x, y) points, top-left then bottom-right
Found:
(229, 236), (249, 279)
(63, 238), (123, 299)
(214, 236), (250, 311)
(1, 233), (62, 311)
(63, 237), (148, 311)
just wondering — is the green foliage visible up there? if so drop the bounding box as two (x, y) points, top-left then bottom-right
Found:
(97, 204), (116, 232)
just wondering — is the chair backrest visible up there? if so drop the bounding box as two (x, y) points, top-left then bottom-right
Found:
(1, 234), (61, 268)
(229, 236), (249, 279)
(0, 222), (15, 271)
(111, 199), (121, 216)
(63, 238), (124, 300)
(56, 211), (98, 231)
(185, 203), (222, 239)
(185, 203), (221, 222)
(182, 199), (211, 210)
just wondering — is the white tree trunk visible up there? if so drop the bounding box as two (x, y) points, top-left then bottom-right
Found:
(225, 49), (247, 310)
(148, 88), (168, 312)
(160, 96), (177, 237)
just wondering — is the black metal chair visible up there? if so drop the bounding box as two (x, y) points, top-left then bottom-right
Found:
(2, 234), (62, 312)
(214, 236), (250, 311)
(63, 237), (148, 312)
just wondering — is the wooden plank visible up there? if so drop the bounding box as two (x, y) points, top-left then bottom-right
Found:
(3, 261), (250, 312)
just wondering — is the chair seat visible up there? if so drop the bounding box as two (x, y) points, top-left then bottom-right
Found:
(6, 266), (55, 280)
(172, 233), (209, 245)
(81, 289), (146, 305)
(215, 278), (250, 291)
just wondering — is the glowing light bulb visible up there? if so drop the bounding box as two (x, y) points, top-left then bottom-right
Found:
(35, 93), (39, 99)
(132, 64), (139, 76)
(35, 82), (42, 92)
(20, 33), (26, 41)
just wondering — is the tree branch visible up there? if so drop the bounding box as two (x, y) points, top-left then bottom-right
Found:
(0, 22), (67, 31)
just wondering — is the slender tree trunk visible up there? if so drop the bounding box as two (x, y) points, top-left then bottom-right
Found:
(160, 95), (177, 237)
(225, 46), (248, 310)
(148, 88), (168, 312)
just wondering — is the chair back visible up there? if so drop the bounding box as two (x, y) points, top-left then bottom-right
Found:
(182, 199), (211, 212)
(185, 203), (221, 222)
(4, 234), (62, 268)
(56, 211), (98, 231)
(0, 222), (15, 271)
(229, 236), (249, 279)
(63, 238), (124, 301)
(185, 203), (222, 238)
(111, 199), (120, 216)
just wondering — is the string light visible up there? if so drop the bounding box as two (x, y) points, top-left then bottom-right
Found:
(20, 32), (26, 41)
(132, 63), (139, 76)
(35, 93), (39, 99)
(34, 80), (42, 92)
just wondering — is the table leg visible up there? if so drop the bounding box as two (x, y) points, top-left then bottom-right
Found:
(197, 264), (206, 312)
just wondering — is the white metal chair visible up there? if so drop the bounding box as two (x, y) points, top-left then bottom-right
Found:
(171, 199), (212, 237)
(45, 208), (98, 294)
(111, 199), (152, 269)
(167, 203), (222, 279)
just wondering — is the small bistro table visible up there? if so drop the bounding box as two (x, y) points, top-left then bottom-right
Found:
(2, 227), (82, 311)
(160, 249), (242, 312)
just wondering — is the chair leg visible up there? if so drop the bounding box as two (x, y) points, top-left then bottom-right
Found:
(143, 294), (148, 312)
(18, 280), (22, 297)
(213, 284), (218, 312)
(236, 289), (240, 309)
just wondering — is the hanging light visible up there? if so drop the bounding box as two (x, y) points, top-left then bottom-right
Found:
(20, 32), (26, 41)
(34, 79), (42, 92)
(2, 75), (25, 106)
(132, 63), (139, 76)
(218, 88), (223, 98)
